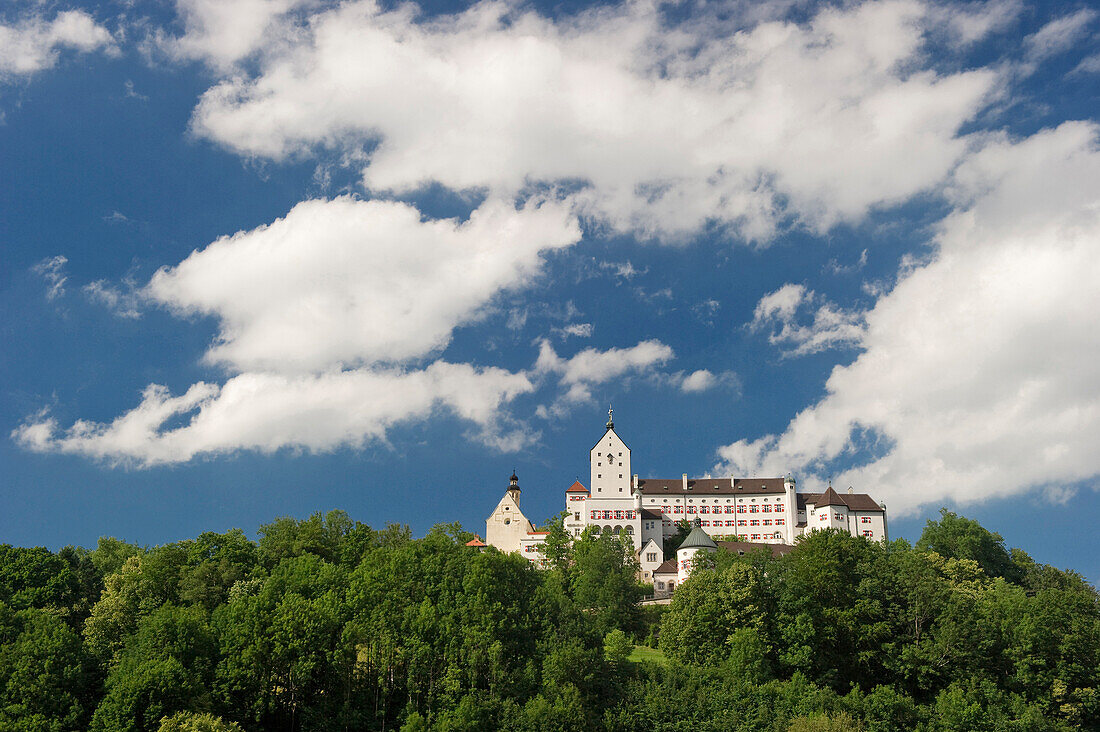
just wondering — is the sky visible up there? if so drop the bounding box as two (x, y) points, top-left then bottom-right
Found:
(2, 0), (1099, 583)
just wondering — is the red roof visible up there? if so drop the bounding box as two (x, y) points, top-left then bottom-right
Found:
(465, 537), (486, 547)
(566, 481), (589, 493)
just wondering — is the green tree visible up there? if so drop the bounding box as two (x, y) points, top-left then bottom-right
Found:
(659, 561), (767, 666)
(90, 604), (218, 732)
(570, 530), (643, 637)
(916, 509), (1022, 583)
(0, 608), (96, 731)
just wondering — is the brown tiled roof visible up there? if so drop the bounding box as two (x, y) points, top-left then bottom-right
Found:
(814, 487), (846, 508)
(566, 481), (589, 493)
(637, 477), (787, 495)
(801, 491), (884, 512)
(653, 559), (678, 575)
(716, 541), (794, 558)
(640, 508), (663, 520)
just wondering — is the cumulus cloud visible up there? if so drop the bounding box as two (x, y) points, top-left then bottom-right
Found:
(147, 196), (580, 373)
(718, 122), (1100, 516)
(680, 370), (715, 393)
(17, 195), (583, 465)
(750, 284), (865, 356)
(188, 0), (1001, 240)
(535, 339), (674, 406)
(14, 362), (533, 466)
(155, 0), (310, 70)
(0, 10), (115, 79)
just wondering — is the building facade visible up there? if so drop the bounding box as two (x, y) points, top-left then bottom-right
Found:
(486, 411), (889, 581)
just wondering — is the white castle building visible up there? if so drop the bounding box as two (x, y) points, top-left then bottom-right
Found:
(486, 410), (888, 591)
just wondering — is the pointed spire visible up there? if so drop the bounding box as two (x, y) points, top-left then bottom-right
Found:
(606, 403), (614, 429)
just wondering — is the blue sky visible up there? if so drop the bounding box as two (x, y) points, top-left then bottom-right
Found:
(2, 0), (1099, 583)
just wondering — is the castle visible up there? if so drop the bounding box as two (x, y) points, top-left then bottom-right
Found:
(485, 410), (888, 596)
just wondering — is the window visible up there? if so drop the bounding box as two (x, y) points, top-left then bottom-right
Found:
(819, 514), (827, 521)
(614, 510), (623, 519)
(646, 552), (657, 562)
(861, 517), (872, 524)
(775, 503), (784, 511)
(727, 520), (737, 527)
(700, 505), (709, 514)
(749, 505), (759, 513)
(751, 534), (761, 540)
(776, 518), (785, 526)
(673, 506), (683, 514)
(750, 519), (760, 526)
(736, 505), (746, 514)
(862, 530), (873, 537)
(574, 512), (580, 521)
(701, 520), (709, 527)
(834, 513), (844, 521)
(591, 510), (600, 520)
(738, 520), (747, 526)
(762, 519), (772, 526)
(619, 474), (623, 478)
(762, 504), (771, 513)
(603, 510), (613, 519)
(657, 582), (665, 589)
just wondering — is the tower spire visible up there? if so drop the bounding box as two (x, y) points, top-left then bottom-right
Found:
(606, 403), (614, 429)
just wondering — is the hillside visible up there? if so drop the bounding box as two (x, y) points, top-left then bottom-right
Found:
(0, 509), (1096, 731)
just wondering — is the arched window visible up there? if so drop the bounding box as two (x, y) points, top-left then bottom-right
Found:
(625, 525), (634, 535)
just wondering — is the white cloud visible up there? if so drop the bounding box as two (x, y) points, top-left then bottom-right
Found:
(188, 0), (1000, 240)
(1023, 9), (1096, 64)
(718, 122), (1100, 516)
(18, 194), (583, 465)
(934, 0), (1021, 45)
(681, 369), (715, 393)
(14, 362), (533, 466)
(554, 322), (593, 339)
(750, 283), (865, 357)
(146, 196), (580, 373)
(155, 0), (310, 70)
(0, 10), (115, 79)
(32, 255), (68, 300)
(85, 279), (143, 319)
(600, 261), (644, 279)
(535, 339), (674, 406)
(1071, 53), (1100, 76)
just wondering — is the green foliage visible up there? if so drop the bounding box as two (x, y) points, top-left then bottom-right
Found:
(0, 508), (1094, 731)
(917, 508), (1023, 583)
(603, 629), (632, 668)
(157, 712), (242, 731)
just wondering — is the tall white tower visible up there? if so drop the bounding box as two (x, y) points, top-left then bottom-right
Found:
(589, 406), (632, 499)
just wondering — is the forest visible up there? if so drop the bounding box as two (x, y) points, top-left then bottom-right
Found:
(0, 508), (1097, 731)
